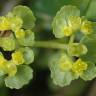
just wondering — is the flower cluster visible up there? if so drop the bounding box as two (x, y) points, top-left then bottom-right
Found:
(0, 13), (34, 76)
(0, 4), (95, 89)
(49, 52), (88, 87)
(0, 7), (35, 77)
(50, 5), (96, 87)
(59, 55), (88, 77)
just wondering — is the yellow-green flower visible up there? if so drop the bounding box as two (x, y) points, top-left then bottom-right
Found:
(68, 43), (88, 57)
(72, 59), (87, 76)
(59, 54), (72, 71)
(63, 26), (73, 36)
(0, 16), (23, 32)
(12, 51), (25, 65)
(81, 20), (93, 34)
(14, 29), (25, 39)
(68, 16), (81, 31)
(1, 37), (16, 51)
(60, 61), (72, 71)
(10, 16), (23, 31)
(63, 16), (81, 37)
(0, 17), (11, 31)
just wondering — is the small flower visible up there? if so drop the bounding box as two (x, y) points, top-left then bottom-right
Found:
(60, 61), (72, 71)
(63, 26), (73, 36)
(81, 20), (93, 34)
(72, 59), (87, 76)
(63, 16), (81, 37)
(1, 37), (16, 51)
(68, 16), (81, 31)
(67, 43), (88, 57)
(12, 51), (25, 65)
(0, 16), (23, 32)
(10, 16), (23, 31)
(59, 54), (72, 71)
(14, 29), (25, 39)
(0, 17), (11, 31)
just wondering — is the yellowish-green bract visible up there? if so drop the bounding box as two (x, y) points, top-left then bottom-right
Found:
(0, 5), (35, 89)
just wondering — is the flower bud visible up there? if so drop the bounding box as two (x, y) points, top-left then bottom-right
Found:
(12, 51), (25, 65)
(81, 20), (93, 35)
(67, 43), (87, 57)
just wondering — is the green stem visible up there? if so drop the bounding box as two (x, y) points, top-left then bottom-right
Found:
(34, 41), (67, 50)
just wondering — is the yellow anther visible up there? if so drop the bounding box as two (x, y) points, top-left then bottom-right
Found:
(12, 51), (25, 65)
(81, 20), (93, 34)
(72, 59), (87, 76)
